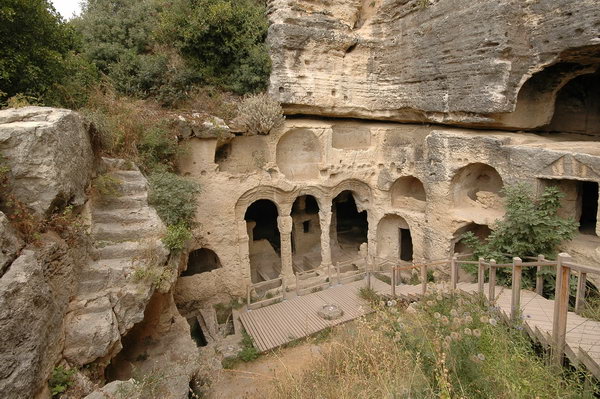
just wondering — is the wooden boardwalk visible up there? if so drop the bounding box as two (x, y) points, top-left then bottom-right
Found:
(240, 280), (373, 352)
(240, 277), (600, 379)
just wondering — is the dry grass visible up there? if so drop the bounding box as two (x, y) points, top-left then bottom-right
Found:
(271, 288), (596, 399)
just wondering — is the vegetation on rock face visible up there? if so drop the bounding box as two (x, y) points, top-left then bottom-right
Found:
(460, 184), (578, 292)
(272, 290), (595, 398)
(49, 366), (76, 398)
(236, 93), (285, 135)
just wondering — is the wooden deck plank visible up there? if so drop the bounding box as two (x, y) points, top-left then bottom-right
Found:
(240, 277), (600, 379)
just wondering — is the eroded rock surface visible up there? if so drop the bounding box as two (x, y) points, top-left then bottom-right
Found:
(0, 211), (22, 276)
(268, 0), (600, 129)
(0, 106), (94, 216)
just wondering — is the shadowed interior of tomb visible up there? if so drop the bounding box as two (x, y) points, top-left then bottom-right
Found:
(549, 70), (600, 135)
(182, 248), (222, 276)
(452, 163), (503, 208)
(291, 195), (322, 272)
(276, 128), (321, 180)
(331, 191), (368, 262)
(543, 179), (599, 236)
(376, 215), (413, 263)
(391, 176), (426, 210)
(453, 223), (492, 255)
(245, 200), (281, 283)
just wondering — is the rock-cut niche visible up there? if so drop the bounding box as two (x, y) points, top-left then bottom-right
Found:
(391, 176), (426, 211)
(276, 128), (322, 180)
(451, 163), (503, 208)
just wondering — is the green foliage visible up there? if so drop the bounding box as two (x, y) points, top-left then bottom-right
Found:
(74, 0), (200, 104)
(138, 124), (179, 171)
(159, 0), (271, 94)
(358, 286), (379, 303)
(49, 366), (75, 397)
(461, 184), (577, 261)
(0, 0), (76, 104)
(162, 223), (192, 251)
(238, 331), (260, 362)
(460, 184), (578, 288)
(272, 290), (595, 398)
(148, 171), (199, 227)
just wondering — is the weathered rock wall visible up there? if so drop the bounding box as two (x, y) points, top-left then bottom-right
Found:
(0, 107), (94, 216)
(177, 119), (600, 308)
(268, 0), (600, 129)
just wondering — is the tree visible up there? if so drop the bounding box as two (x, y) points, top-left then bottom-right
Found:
(0, 0), (76, 103)
(460, 184), (578, 290)
(159, 0), (271, 94)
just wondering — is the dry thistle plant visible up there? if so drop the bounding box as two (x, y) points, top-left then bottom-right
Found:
(236, 93), (285, 136)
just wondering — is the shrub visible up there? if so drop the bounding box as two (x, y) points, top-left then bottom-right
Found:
(0, 0), (77, 104)
(162, 223), (192, 251)
(236, 93), (285, 135)
(460, 184), (578, 289)
(159, 0), (271, 94)
(238, 332), (260, 362)
(138, 125), (179, 171)
(49, 366), (76, 398)
(148, 171), (199, 227)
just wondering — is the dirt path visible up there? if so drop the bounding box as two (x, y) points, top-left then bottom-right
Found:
(208, 342), (324, 399)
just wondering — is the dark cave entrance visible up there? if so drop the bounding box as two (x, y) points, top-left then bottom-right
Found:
(245, 199), (281, 283)
(182, 248), (222, 276)
(399, 228), (413, 262)
(580, 181), (599, 235)
(331, 191), (368, 253)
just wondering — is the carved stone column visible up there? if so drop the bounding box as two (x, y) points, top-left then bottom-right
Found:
(277, 215), (294, 279)
(319, 207), (332, 268)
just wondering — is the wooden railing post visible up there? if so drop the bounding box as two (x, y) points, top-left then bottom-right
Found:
(328, 263), (333, 287)
(552, 253), (572, 366)
(535, 254), (545, 296)
(511, 257), (523, 321)
(575, 270), (587, 315)
(247, 284), (252, 307)
(488, 259), (497, 302)
(477, 257), (485, 295)
(421, 264), (427, 295)
(391, 266), (397, 297)
(295, 274), (300, 296)
(450, 254), (458, 290)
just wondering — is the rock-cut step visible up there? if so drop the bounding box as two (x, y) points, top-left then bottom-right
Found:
(92, 220), (164, 242)
(93, 193), (148, 211)
(92, 207), (156, 225)
(93, 240), (165, 260)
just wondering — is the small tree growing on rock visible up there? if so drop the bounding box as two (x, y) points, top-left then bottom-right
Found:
(235, 93), (285, 136)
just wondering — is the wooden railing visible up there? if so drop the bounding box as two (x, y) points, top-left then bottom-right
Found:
(295, 264), (333, 295)
(246, 277), (285, 310)
(375, 252), (600, 367)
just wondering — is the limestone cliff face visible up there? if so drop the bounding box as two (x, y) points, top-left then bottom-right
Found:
(268, 0), (600, 129)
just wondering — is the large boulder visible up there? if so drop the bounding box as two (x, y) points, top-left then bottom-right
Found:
(0, 106), (94, 217)
(268, 0), (600, 129)
(0, 251), (64, 398)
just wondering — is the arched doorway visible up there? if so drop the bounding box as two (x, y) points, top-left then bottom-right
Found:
(245, 200), (281, 283)
(376, 215), (413, 263)
(291, 195), (322, 273)
(182, 248), (222, 276)
(330, 190), (368, 263)
(452, 223), (492, 256)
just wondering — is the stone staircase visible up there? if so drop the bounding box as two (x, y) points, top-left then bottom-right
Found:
(63, 158), (169, 367)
